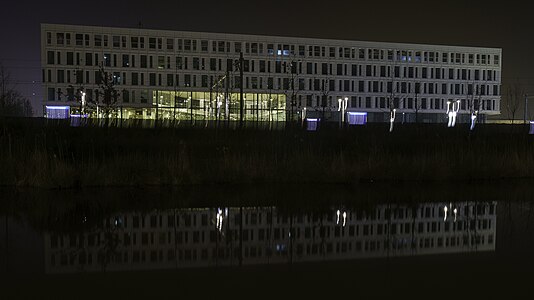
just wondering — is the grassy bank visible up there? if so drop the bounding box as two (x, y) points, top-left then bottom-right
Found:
(1, 118), (533, 188)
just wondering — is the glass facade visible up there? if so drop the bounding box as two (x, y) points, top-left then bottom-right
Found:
(152, 91), (286, 122)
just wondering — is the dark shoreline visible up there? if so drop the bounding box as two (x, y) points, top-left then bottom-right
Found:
(1, 118), (533, 188)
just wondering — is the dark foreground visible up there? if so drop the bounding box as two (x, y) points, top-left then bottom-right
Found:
(4, 253), (531, 299)
(1, 118), (534, 188)
(1, 183), (534, 299)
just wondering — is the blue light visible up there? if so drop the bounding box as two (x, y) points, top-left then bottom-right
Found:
(46, 106), (70, 110)
(46, 106), (70, 119)
(306, 118), (319, 131)
(347, 112), (367, 125)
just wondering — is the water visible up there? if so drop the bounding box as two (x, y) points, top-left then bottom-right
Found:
(1, 184), (534, 298)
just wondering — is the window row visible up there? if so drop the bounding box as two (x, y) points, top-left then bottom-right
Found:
(46, 51), (500, 83)
(46, 31), (500, 65)
(44, 68), (501, 98)
(46, 85), (499, 113)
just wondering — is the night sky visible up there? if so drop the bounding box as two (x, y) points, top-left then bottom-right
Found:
(1, 0), (533, 116)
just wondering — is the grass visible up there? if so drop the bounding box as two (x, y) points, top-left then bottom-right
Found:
(1, 117), (534, 188)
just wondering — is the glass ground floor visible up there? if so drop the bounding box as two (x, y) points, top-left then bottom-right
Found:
(52, 90), (288, 122)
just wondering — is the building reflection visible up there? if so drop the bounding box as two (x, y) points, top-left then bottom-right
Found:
(44, 202), (497, 273)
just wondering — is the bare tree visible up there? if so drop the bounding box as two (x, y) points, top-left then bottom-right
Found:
(503, 82), (523, 124)
(90, 65), (120, 120)
(413, 82), (422, 123)
(385, 65), (404, 132)
(0, 64), (33, 117)
(317, 78), (332, 124)
(468, 84), (483, 130)
(283, 56), (301, 122)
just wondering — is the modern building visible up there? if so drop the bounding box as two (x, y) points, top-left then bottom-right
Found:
(41, 202), (496, 274)
(41, 23), (502, 124)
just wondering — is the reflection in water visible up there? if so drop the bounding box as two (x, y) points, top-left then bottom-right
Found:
(42, 201), (496, 274)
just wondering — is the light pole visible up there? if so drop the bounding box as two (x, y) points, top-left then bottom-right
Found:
(390, 108), (396, 133)
(189, 91), (193, 125)
(524, 94), (534, 124)
(338, 97), (348, 128)
(447, 99), (460, 128)
(81, 91), (86, 116)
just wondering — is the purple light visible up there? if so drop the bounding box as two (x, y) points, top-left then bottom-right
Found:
(347, 112), (367, 125)
(347, 112), (367, 116)
(306, 118), (319, 131)
(46, 106), (70, 110)
(46, 106), (70, 119)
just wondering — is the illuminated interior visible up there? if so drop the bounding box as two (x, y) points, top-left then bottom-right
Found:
(347, 112), (367, 125)
(152, 90), (286, 122)
(46, 106), (70, 119)
(62, 91), (287, 122)
(306, 118), (319, 131)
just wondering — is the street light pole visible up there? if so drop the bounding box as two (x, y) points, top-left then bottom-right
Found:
(338, 97), (348, 128)
(525, 94), (529, 124)
(190, 90), (193, 125)
(239, 52), (244, 127)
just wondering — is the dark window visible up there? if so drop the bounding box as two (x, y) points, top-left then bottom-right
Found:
(57, 70), (64, 83)
(85, 53), (93, 66)
(122, 54), (130, 68)
(47, 88), (55, 101)
(66, 52), (73, 65)
(141, 55), (147, 68)
(56, 33), (65, 45)
(47, 51), (54, 65)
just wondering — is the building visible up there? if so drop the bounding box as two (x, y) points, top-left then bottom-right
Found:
(41, 23), (502, 124)
(42, 202), (496, 274)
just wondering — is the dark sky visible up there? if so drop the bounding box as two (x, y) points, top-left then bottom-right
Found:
(1, 0), (533, 115)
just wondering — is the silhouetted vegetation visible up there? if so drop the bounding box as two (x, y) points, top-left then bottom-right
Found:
(1, 118), (533, 188)
(0, 64), (33, 117)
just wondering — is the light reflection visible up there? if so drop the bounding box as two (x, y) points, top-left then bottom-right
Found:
(41, 202), (496, 274)
(216, 208), (224, 232)
(389, 109), (396, 132)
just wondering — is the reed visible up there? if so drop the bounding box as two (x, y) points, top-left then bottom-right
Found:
(1, 118), (533, 188)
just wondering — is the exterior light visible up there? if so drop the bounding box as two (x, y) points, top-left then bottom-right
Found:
(46, 106), (70, 110)
(389, 108), (397, 132)
(447, 100), (460, 127)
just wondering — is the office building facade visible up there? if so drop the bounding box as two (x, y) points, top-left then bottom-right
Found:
(41, 23), (502, 124)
